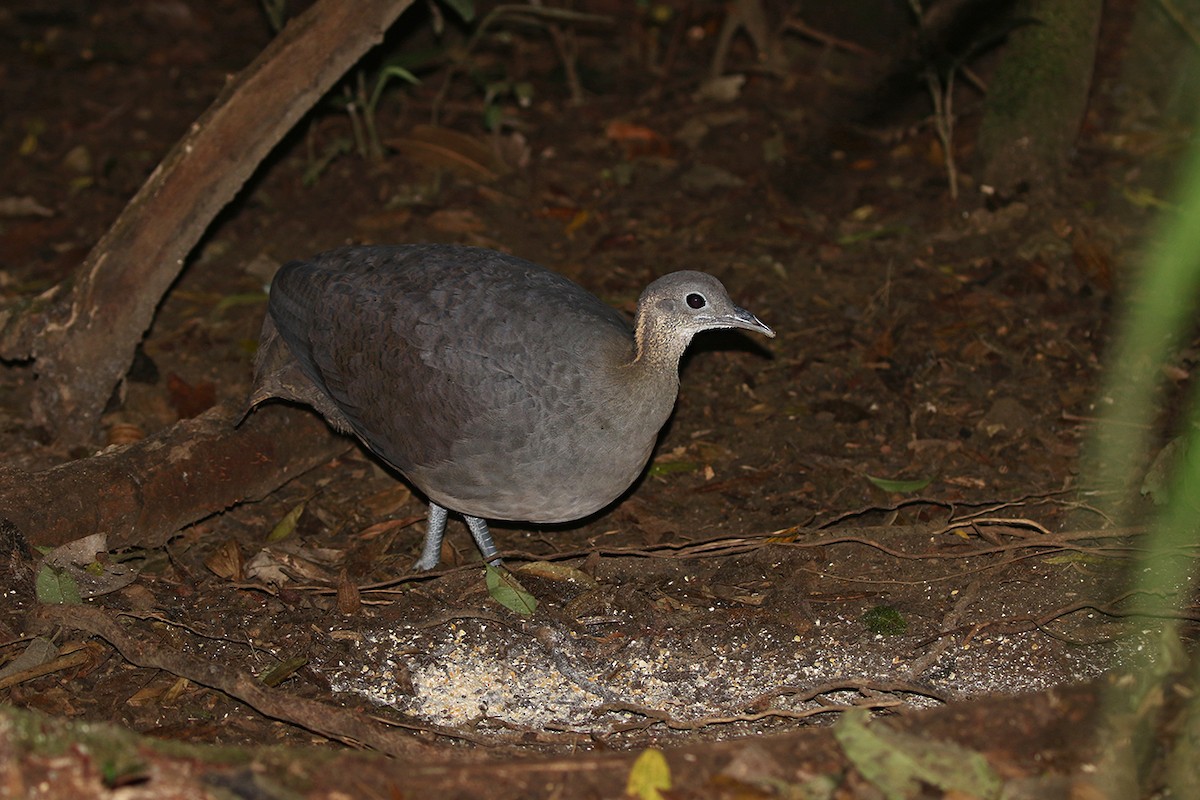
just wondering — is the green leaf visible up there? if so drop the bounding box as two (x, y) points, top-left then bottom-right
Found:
(260, 656), (309, 687)
(513, 81), (534, 105)
(835, 710), (1002, 800)
(866, 475), (932, 494)
(368, 65), (421, 113)
(486, 566), (538, 616)
(267, 501), (306, 542)
(437, 0), (474, 22)
(482, 103), (502, 132)
(35, 565), (83, 605)
(626, 747), (671, 800)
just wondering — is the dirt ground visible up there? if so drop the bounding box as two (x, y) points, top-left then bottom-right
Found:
(1, 0), (1195, 796)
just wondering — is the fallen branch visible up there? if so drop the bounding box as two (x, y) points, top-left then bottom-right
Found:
(0, 0), (417, 446)
(597, 677), (950, 734)
(784, 17), (879, 57)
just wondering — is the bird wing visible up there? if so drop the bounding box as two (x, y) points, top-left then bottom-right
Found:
(268, 259), (466, 471)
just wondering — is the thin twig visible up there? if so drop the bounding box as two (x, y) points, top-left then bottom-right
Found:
(926, 67), (959, 199)
(783, 18), (878, 57)
(600, 697), (905, 733)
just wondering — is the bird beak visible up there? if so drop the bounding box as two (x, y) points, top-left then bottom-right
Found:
(726, 306), (775, 338)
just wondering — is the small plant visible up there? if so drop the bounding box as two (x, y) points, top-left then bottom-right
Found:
(480, 75), (535, 132)
(342, 64), (422, 162)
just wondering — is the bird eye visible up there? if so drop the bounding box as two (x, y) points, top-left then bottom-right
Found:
(686, 292), (706, 309)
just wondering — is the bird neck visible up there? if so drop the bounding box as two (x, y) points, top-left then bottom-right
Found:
(597, 312), (684, 427)
(630, 311), (691, 374)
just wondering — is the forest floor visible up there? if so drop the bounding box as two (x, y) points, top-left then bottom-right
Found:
(1, 0), (1195, 797)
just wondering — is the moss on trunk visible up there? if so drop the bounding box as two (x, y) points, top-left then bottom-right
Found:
(977, 0), (1102, 192)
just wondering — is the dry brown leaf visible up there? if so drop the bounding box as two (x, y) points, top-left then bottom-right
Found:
(604, 119), (662, 143)
(361, 484), (413, 517)
(161, 676), (192, 705)
(337, 568), (361, 615)
(357, 516), (422, 539)
(204, 538), (244, 581)
(604, 119), (672, 157)
(245, 543), (343, 585)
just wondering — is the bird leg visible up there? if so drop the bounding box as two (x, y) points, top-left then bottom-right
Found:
(412, 503), (503, 571)
(464, 515), (502, 567)
(413, 503), (449, 571)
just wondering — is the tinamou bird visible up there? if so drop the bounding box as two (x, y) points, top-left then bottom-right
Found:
(246, 244), (774, 570)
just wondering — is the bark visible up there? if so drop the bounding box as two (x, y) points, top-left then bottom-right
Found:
(977, 0), (1103, 192)
(0, 404), (350, 551)
(0, 0), (417, 447)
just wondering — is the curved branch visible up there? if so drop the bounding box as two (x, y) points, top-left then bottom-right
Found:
(0, 0), (416, 446)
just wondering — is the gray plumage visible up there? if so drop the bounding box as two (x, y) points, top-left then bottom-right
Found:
(247, 244), (774, 570)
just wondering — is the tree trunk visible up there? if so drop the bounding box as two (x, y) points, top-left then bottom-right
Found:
(977, 0), (1103, 193)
